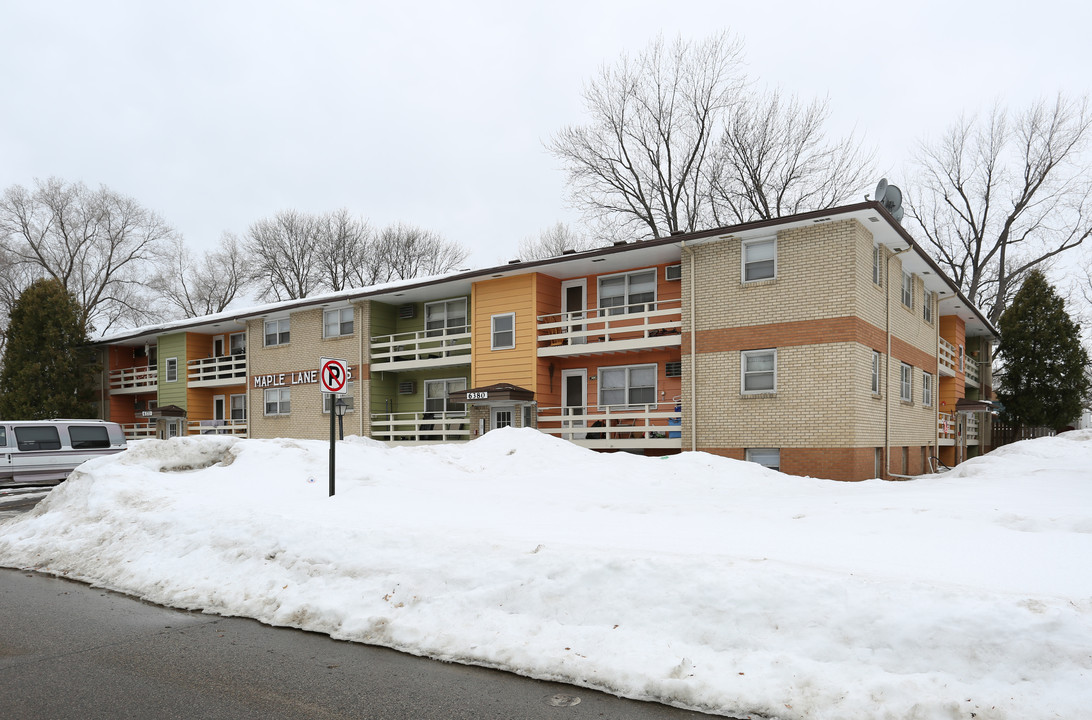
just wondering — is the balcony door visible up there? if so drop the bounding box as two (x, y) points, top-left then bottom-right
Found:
(561, 368), (587, 440)
(561, 279), (586, 345)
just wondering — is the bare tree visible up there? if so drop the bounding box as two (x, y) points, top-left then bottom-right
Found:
(0, 178), (175, 334)
(374, 223), (469, 281)
(243, 210), (321, 302)
(548, 33), (746, 240)
(909, 94), (1092, 325)
(517, 222), (603, 261)
(317, 209), (373, 291)
(152, 232), (252, 317)
(708, 91), (874, 224)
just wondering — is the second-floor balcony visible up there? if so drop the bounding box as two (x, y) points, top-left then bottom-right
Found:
(109, 366), (158, 394)
(939, 337), (981, 387)
(537, 299), (682, 357)
(370, 327), (471, 371)
(188, 354), (247, 387)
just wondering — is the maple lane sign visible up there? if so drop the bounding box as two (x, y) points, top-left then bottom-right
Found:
(251, 365), (357, 389)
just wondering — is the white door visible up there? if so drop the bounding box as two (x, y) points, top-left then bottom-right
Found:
(561, 279), (586, 345)
(561, 369), (587, 440)
(492, 406), (514, 431)
(213, 396), (226, 421)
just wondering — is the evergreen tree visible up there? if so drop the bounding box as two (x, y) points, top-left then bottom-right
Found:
(997, 270), (1091, 429)
(0, 278), (96, 419)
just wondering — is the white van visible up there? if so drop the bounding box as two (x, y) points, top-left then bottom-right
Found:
(0, 419), (127, 486)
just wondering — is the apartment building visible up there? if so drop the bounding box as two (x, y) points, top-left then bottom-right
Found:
(94, 201), (997, 481)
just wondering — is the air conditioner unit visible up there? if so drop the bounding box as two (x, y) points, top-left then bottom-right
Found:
(666, 361), (682, 378)
(665, 264), (682, 281)
(398, 304), (416, 319)
(398, 381), (417, 395)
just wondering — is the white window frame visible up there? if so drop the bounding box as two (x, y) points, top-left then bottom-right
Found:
(323, 383), (355, 414)
(264, 318), (290, 347)
(741, 349), (777, 394)
(425, 298), (468, 337)
(323, 307), (354, 338)
(424, 377), (467, 414)
(746, 448), (781, 471)
(597, 363), (657, 408)
(165, 357), (178, 383)
(230, 393), (247, 421)
(264, 387), (290, 416)
(902, 272), (913, 308)
(597, 269), (657, 315)
(491, 312), (515, 350)
(871, 351), (881, 395)
(742, 237), (777, 282)
(872, 246), (882, 286)
(922, 372), (933, 407)
(923, 290), (934, 324)
(900, 363), (912, 402)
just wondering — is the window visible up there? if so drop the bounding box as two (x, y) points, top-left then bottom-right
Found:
(599, 364), (656, 407)
(598, 269), (656, 315)
(875, 448), (883, 479)
(902, 272), (913, 308)
(871, 351), (881, 394)
(15, 426), (61, 451)
(923, 290), (934, 324)
(491, 313), (515, 350)
(323, 383), (354, 413)
(746, 448), (780, 471)
(69, 425), (110, 449)
(872, 246), (882, 286)
(922, 372), (933, 407)
(324, 308), (354, 338)
(742, 238), (776, 282)
(230, 394), (247, 421)
(148, 345), (158, 366)
(229, 332), (246, 355)
(165, 357), (178, 383)
(264, 388), (290, 415)
(900, 363), (912, 402)
(0, 426), (6, 448)
(425, 298), (467, 336)
(741, 349), (776, 394)
(264, 318), (290, 346)
(425, 378), (466, 414)
(958, 345), (965, 373)
(523, 405), (534, 428)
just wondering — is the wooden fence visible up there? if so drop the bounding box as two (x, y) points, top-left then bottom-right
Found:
(990, 424), (1057, 448)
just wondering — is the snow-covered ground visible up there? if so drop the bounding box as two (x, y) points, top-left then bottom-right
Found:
(1, 429), (1090, 720)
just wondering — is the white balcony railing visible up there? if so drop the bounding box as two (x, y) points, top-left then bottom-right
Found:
(187, 419), (249, 436)
(370, 411), (470, 443)
(966, 413), (980, 444)
(537, 300), (682, 356)
(938, 412), (956, 442)
(188, 354), (247, 386)
(939, 338), (957, 376)
(109, 366), (158, 394)
(121, 422), (156, 440)
(537, 402), (682, 449)
(965, 357), (981, 386)
(370, 327), (471, 370)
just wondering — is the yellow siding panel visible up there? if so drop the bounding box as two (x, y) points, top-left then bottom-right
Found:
(472, 275), (538, 390)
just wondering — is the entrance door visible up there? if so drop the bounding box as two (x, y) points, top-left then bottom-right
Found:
(561, 368), (587, 440)
(492, 406), (514, 431)
(212, 335), (225, 356)
(213, 395), (226, 433)
(561, 279), (586, 345)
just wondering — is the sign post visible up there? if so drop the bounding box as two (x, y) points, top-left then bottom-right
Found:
(320, 358), (348, 497)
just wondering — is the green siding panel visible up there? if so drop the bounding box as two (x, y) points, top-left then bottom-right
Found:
(157, 333), (188, 409)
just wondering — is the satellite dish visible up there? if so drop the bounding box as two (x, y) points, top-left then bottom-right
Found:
(873, 178), (905, 224)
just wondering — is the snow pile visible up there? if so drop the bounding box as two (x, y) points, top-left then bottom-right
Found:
(2, 429), (1091, 719)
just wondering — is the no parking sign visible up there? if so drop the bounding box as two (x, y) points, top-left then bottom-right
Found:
(320, 357), (348, 395)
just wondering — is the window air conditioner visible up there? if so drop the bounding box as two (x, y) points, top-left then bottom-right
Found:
(665, 264), (682, 281)
(398, 304), (416, 319)
(398, 381), (417, 395)
(666, 361), (682, 378)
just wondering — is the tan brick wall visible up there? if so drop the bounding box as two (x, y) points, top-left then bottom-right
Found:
(680, 219), (940, 479)
(247, 302), (370, 440)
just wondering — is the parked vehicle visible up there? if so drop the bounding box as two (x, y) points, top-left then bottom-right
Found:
(0, 420), (127, 485)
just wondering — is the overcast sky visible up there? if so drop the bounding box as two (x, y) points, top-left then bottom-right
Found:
(2, 0), (1089, 270)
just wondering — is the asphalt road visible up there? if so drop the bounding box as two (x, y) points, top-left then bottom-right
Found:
(0, 493), (736, 720)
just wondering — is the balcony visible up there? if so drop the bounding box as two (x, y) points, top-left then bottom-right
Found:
(370, 327), (471, 371)
(188, 354), (247, 387)
(109, 366), (158, 394)
(370, 411), (470, 443)
(537, 300), (682, 357)
(965, 357), (981, 387)
(187, 419), (249, 437)
(536, 402), (682, 450)
(939, 338), (958, 377)
(938, 412), (955, 444)
(120, 421), (156, 440)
